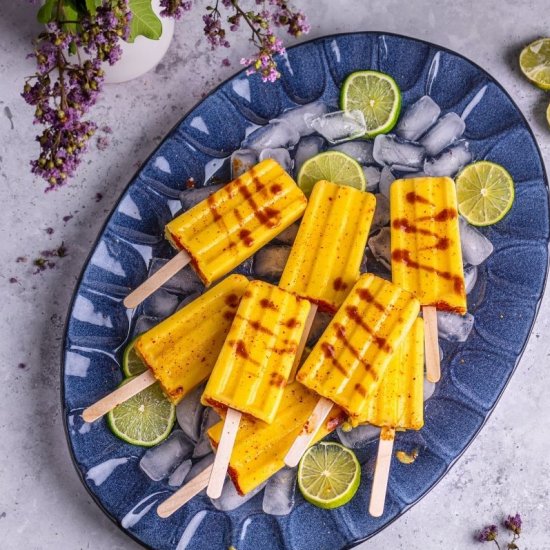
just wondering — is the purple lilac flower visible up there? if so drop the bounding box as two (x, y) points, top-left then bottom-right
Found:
(478, 525), (498, 542)
(159, 0), (193, 19)
(504, 514), (522, 535)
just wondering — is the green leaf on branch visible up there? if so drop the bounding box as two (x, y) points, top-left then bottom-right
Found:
(85, 0), (103, 15)
(37, 0), (57, 23)
(60, 2), (80, 34)
(127, 0), (162, 42)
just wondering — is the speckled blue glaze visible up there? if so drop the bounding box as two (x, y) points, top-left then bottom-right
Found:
(62, 32), (549, 550)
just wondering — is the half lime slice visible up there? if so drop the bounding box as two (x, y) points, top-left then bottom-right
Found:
(298, 441), (361, 509)
(107, 377), (175, 447)
(297, 151), (366, 196)
(340, 70), (402, 137)
(455, 161), (515, 226)
(519, 38), (550, 91)
(122, 337), (147, 377)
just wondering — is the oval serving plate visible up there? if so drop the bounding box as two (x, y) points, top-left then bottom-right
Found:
(62, 32), (549, 550)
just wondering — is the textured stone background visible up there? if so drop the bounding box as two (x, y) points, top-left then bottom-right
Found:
(1, 1), (549, 548)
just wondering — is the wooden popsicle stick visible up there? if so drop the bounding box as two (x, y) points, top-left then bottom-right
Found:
(289, 303), (318, 381)
(157, 464), (213, 518)
(82, 370), (156, 423)
(284, 396), (334, 468)
(422, 305), (441, 383)
(369, 427), (395, 517)
(123, 250), (192, 309)
(207, 408), (242, 499)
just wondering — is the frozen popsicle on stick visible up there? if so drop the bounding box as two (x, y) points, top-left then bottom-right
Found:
(285, 274), (420, 467)
(123, 159), (307, 308)
(280, 179), (376, 313)
(82, 274), (248, 423)
(279, 179), (376, 379)
(157, 381), (345, 517)
(201, 280), (312, 498)
(366, 318), (424, 517)
(390, 177), (466, 383)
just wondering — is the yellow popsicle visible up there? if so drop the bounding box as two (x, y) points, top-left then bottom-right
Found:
(390, 177), (466, 314)
(279, 180), (376, 312)
(202, 280), (311, 423)
(165, 159), (307, 285)
(135, 274), (249, 404)
(208, 382), (346, 495)
(358, 318), (424, 430)
(297, 273), (420, 426)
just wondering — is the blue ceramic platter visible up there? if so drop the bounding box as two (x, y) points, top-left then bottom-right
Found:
(63, 32), (549, 550)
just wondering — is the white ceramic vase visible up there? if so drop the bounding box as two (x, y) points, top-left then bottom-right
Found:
(103, 0), (175, 84)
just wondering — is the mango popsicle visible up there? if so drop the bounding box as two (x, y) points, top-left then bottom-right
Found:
(82, 275), (248, 422)
(285, 274), (420, 467)
(202, 279), (312, 498)
(202, 280), (312, 423)
(124, 159), (307, 308)
(365, 318), (424, 517)
(156, 382), (346, 517)
(296, 273), (420, 425)
(135, 274), (249, 405)
(390, 176), (466, 383)
(279, 180), (376, 313)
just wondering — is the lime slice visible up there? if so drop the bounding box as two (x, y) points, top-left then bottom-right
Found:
(546, 103), (550, 128)
(122, 337), (147, 377)
(340, 70), (402, 137)
(455, 161), (515, 226)
(297, 151), (366, 196)
(107, 377), (176, 447)
(519, 38), (550, 91)
(298, 441), (360, 509)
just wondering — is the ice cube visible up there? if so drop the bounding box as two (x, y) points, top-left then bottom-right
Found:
(459, 217), (494, 266)
(373, 135), (426, 170)
(371, 193), (390, 232)
(193, 408), (221, 458)
(211, 479), (267, 511)
(437, 311), (474, 342)
(361, 248), (392, 280)
(330, 141), (375, 165)
(231, 149), (258, 179)
(309, 110), (367, 144)
(168, 459), (192, 487)
(141, 288), (179, 319)
(148, 259), (204, 296)
(243, 120), (300, 151)
(464, 265), (478, 294)
(176, 383), (206, 442)
(400, 171), (428, 179)
(259, 148), (292, 173)
(395, 95), (441, 141)
(378, 166), (395, 198)
(139, 430), (194, 481)
(337, 424), (380, 449)
(275, 101), (329, 137)
(363, 166), (381, 192)
(420, 113), (465, 156)
(294, 136), (324, 177)
(262, 467), (297, 516)
(179, 184), (224, 211)
(187, 453), (215, 480)
(307, 310), (333, 346)
(253, 245), (291, 281)
(424, 141), (472, 177)
(274, 222), (300, 246)
(132, 315), (159, 337)
(176, 291), (202, 311)
(424, 377), (436, 401)
(368, 227), (391, 270)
